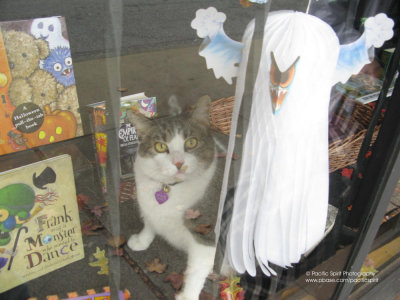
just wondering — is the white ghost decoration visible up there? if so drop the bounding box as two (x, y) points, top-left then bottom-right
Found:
(31, 17), (69, 50)
(192, 8), (394, 276)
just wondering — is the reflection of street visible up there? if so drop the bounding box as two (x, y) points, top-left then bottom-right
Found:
(0, 0), (307, 61)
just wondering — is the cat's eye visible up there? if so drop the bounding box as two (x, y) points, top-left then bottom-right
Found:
(185, 137), (198, 150)
(154, 142), (168, 153)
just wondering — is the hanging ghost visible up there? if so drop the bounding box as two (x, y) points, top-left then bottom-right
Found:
(191, 8), (394, 276)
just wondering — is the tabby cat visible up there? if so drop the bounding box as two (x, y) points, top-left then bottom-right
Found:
(127, 95), (218, 300)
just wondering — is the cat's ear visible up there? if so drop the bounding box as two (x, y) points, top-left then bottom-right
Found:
(126, 110), (153, 138)
(191, 95), (211, 126)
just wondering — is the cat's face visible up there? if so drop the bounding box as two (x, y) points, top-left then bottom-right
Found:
(128, 96), (215, 185)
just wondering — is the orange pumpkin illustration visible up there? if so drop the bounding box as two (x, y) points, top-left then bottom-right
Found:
(25, 104), (77, 147)
(0, 30), (21, 155)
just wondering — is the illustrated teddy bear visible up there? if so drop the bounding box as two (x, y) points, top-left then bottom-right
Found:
(1, 29), (51, 107)
(2, 28), (82, 141)
(56, 85), (82, 136)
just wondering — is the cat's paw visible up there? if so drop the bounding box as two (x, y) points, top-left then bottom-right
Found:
(127, 233), (152, 251)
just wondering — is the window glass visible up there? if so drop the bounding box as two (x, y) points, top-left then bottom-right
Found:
(0, 1), (398, 299)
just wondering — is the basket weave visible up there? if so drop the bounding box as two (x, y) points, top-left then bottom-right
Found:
(209, 96), (235, 135)
(209, 96), (381, 173)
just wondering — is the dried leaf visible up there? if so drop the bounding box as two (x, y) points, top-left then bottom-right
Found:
(91, 205), (108, 217)
(111, 248), (124, 256)
(77, 193), (90, 210)
(118, 87), (128, 92)
(145, 258), (167, 274)
(185, 209), (201, 220)
(108, 235), (126, 248)
(88, 247), (109, 275)
(194, 224), (212, 235)
(239, 0), (253, 8)
(341, 168), (353, 179)
(164, 272), (184, 291)
(81, 219), (103, 236)
(119, 180), (136, 203)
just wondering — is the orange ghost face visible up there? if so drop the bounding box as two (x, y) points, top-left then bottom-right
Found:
(269, 52), (299, 114)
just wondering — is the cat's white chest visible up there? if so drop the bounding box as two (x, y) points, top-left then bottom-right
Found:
(134, 158), (216, 234)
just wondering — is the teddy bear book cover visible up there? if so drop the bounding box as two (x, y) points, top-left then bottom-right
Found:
(0, 154), (84, 293)
(0, 16), (83, 155)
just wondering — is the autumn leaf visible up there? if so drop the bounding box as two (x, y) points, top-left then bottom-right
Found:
(145, 258), (167, 274)
(91, 205), (108, 217)
(119, 180), (136, 203)
(195, 224), (212, 235)
(81, 219), (104, 235)
(239, 0), (253, 8)
(220, 277), (244, 300)
(107, 235), (126, 248)
(77, 193), (90, 210)
(185, 209), (201, 220)
(89, 247), (109, 275)
(341, 168), (353, 179)
(164, 272), (184, 291)
(111, 248), (124, 257)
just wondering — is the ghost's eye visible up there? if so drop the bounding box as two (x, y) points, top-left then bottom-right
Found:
(280, 64), (296, 88)
(0, 209), (9, 222)
(53, 63), (62, 72)
(185, 137), (198, 151)
(65, 57), (72, 66)
(49, 24), (54, 32)
(155, 142), (168, 153)
(270, 62), (281, 86)
(38, 22), (44, 29)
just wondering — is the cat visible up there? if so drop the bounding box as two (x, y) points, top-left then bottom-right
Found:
(127, 95), (218, 300)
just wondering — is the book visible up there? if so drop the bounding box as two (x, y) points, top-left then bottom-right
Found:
(0, 154), (84, 293)
(335, 72), (396, 105)
(87, 93), (156, 192)
(0, 16), (83, 155)
(334, 48), (397, 105)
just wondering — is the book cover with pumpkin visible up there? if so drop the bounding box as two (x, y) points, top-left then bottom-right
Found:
(0, 16), (82, 155)
(0, 154), (84, 293)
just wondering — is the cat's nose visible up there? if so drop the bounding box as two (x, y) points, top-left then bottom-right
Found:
(174, 161), (184, 170)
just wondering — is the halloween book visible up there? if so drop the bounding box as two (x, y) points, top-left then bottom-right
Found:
(0, 154), (84, 293)
(0, 16), (82, 155)
(87, 93), (156, 191)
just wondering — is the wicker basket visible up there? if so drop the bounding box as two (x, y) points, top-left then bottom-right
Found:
(209, 96), (235, 135)
(209, 96), (381, 173)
